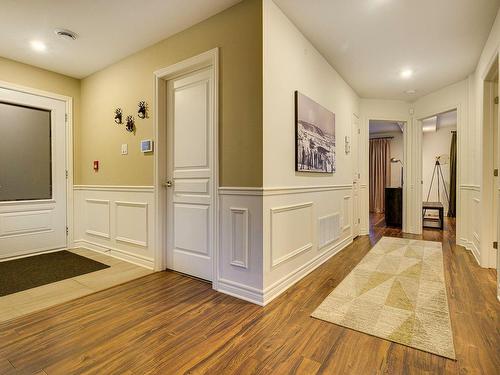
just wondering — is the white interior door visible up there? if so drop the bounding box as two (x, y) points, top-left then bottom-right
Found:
(166, 68), (214, 281)
(493, 82), (499, 267)
(0, 87), (67, 259)
(352, 115), (360, 237)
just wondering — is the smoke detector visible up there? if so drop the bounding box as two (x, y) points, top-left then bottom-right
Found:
(54, 29), (78, 40)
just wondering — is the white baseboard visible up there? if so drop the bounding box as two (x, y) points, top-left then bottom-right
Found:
(217, 278), (264, 306)
(72, 239), (154, 269)
(458, 237), (481, 266)
(217, 236), (353, 306)
(263, 235), (353, 305)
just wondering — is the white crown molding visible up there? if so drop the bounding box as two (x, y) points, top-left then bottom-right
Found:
(74, 185), (154, 192)
(460, 184), (480, 191)
(219, 184), (353, 196)
(218, 187), (264, 196)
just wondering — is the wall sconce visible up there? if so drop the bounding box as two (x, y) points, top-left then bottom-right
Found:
(138, 101), (148, 119)
(114, 108), (123, 124)
(125, 115), (135, 133)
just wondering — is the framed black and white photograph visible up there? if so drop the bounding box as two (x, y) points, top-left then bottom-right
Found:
(295, 91), (336, 173)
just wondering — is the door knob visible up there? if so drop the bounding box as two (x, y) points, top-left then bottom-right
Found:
(163, 180), (173, 188)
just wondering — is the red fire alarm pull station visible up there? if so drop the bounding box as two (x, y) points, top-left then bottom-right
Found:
(93, 160), (99, 171)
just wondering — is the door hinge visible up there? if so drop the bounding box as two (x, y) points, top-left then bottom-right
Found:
(65, 170), (69, 179)
(495, 96), (499, 105)
(493, 241), (498, 249)
(494, 169), (498, 177)
(358, 218), (361, 224)
(65, 113), (68, 122)
(66, 226), (69, 236)
(357, 128), (360, 134)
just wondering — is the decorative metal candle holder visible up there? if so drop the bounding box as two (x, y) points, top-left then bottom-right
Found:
(138, 101), (148, 119)
(125, 115), (135, 133)
(114, 108), (123, 124)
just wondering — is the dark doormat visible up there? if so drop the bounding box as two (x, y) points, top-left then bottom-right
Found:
(0, 250), (110, 296)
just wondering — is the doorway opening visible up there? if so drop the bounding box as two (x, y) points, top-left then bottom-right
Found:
(482, 55), (499, 270)
(368, 120), (406, 232)
(420, 110), (458, 231)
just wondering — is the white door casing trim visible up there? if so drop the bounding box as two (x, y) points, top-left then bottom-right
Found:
(363, 114), (411, 233)
(153, 48), (219, 284)
(0, 80), (74, 252)
(415, 103), (463, 239)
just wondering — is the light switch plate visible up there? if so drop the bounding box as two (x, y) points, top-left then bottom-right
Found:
(121, 143), (128, 155)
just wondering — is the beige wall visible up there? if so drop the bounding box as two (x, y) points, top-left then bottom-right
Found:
(0, 56), (81, 179)
(79, 0), (262, 187)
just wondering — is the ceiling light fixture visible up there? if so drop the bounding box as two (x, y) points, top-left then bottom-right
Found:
(30, 40), (47, 52)
(54, 29), (78, 40)
(405, 89), (417, 95)
(400, 69), (413, 79)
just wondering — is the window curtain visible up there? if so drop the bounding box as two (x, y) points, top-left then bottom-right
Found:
(448, 131), (457, 217)
(369, 138), (391, 213)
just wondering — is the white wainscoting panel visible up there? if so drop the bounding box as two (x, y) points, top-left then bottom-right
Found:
(74, 186), (154, 268)
(342, 195), (351, 232)
(115, 201), (148, 247)
(262, 185), (354, 305)
(85, 199), (110, 239)
(270, 202), (313, 267)
(218, 189), (263, 304)
(218, 185), (354, 306)
(230, 207), (249, 268)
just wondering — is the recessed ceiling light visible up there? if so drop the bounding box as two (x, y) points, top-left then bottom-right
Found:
(400, 69), (413, 79)
(405, 89), (417, 95)
(30, 40), (47, 52)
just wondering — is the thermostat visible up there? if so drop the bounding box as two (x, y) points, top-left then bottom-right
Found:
(141, 139), (153, 153)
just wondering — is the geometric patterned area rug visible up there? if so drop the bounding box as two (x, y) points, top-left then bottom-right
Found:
(312, 236), (456, 359)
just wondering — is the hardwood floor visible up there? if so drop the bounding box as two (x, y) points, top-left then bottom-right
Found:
(0, 218), (498, 374)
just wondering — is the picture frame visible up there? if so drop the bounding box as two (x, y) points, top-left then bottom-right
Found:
(295, 91), (336, 173)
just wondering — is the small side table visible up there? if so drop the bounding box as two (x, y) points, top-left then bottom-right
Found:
(422, 202), (444, 230)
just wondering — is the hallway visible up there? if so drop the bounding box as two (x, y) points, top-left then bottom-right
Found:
(1, 221), (498, 374)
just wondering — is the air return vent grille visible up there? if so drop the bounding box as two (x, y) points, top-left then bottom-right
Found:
(318, 213), (340, 249)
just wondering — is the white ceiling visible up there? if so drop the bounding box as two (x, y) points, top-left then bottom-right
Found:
(274, 0), (500, 100)
(0, 0), (241, 78)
